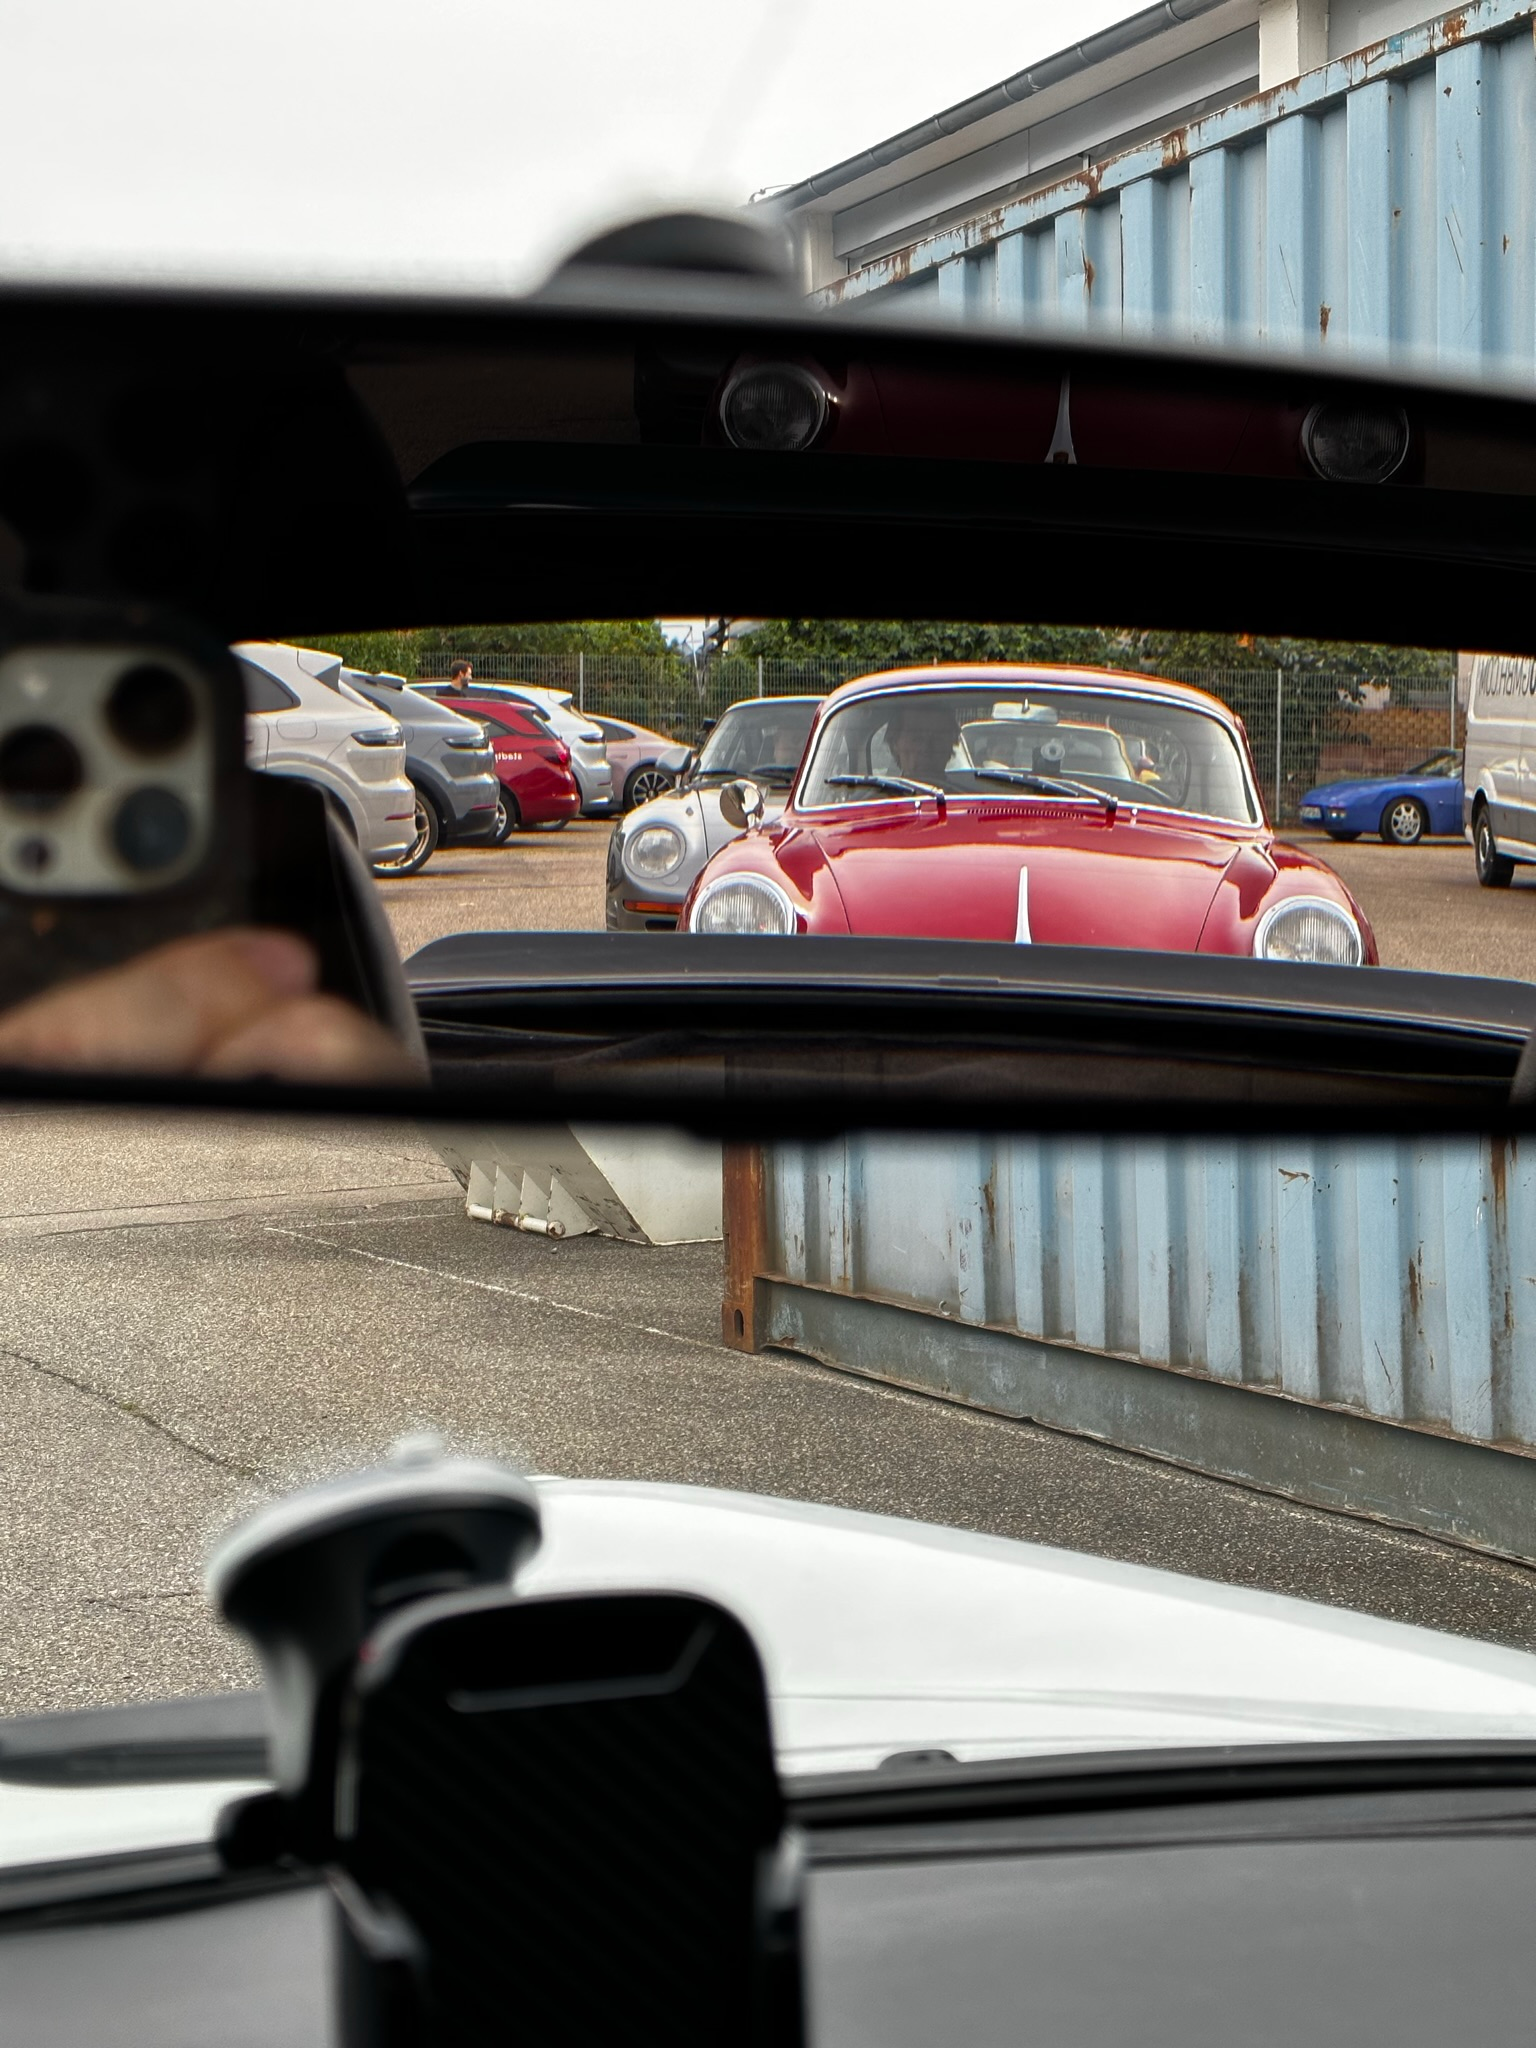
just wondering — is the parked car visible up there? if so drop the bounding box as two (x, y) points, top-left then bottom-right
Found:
(236, 641), (417, 865)
(680, 667), (1377, 963)
(1462, 653), (1536, 886)
(432, 690), (581, 837)
(605, 695), (821, 930)
(591, 715), (692, 810)
(342, 669), (500, 877)
(1298, 750), (1463, 845)
(414, 681), (615, 816)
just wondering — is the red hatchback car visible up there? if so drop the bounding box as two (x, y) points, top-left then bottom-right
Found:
(680, 667), (1377, 965)
(443, 693), (581, 838)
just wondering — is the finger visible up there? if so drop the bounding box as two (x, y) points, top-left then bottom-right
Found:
(197, 993), (425, 1085)
(0, 927), (318, 1073)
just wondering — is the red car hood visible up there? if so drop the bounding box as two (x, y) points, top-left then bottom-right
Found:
(807, 805), (1252, 948)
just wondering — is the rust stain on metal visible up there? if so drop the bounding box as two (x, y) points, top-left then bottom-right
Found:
(1319, 302), (1331, 338)
(721, 1141), (769, 1352)
(1406, 1248), (1421, 1320)
(1161, 125), (1189, 169)
(1439, 10), (1470, 45)
(1489, 1133), (1513, 1214)
(1083, 255), (1096, 294)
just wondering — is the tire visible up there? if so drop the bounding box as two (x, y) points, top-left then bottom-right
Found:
(371, 786), (439, 878)
(528, 816), (570, 832)
(493, 794), (519, 844)
(625, 763), (677, 810)
(1474, 804), (1515, 888)
(1325, 830), (1361, 842)
(1380, 796), (1428, 846)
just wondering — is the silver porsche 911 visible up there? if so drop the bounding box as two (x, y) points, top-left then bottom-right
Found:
(605, 695), (821, 930)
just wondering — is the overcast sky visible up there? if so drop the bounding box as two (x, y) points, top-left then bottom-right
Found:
(3, 0), (1135, 292)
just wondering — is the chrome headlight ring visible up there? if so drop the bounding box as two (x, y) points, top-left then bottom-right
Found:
(1253, 894), (1365, 966)
(687, 872), (798, 935)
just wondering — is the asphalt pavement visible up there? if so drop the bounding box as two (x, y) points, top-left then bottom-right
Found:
(2, 1106), (1535, 1719)
(7, 819), (1536, 1719)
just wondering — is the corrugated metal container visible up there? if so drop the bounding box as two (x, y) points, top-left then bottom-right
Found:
(817, 0), (1536, 375)
(766, 1132), (1536, 1449)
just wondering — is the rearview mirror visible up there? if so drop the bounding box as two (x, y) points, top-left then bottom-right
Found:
(0, 277), (1524, 1107)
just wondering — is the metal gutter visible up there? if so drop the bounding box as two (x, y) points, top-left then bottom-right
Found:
(764, 0), (1240, 212)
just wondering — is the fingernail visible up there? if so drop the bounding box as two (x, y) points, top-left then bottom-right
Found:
(232, 928), (318, 998)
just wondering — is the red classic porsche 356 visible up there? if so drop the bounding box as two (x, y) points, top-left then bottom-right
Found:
(680, 667), (1377, 966)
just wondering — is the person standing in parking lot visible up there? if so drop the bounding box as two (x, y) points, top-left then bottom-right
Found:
(445, 659), (474, 693)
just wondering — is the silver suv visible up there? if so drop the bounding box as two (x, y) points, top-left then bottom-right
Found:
(237, 642), (417, 864)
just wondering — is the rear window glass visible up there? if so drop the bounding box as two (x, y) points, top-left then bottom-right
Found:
(238, 659), (299, 713)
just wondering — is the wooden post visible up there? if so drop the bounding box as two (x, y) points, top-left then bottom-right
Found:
(721, 1141), (768, 1351)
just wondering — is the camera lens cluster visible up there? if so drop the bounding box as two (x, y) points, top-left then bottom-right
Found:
(0, 658), (199, 882)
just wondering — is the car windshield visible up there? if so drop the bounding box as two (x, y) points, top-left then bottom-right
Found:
(799, 683), (1258, 823)
(692, 699), (819, 785)
(11, 2), (1536, 1903)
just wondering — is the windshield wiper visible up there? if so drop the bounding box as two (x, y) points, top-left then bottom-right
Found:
(971, 768), (1118, 815)
(746, 762), (799, 785)
(826, 774), (948, 808)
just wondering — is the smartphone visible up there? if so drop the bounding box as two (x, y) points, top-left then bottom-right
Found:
(0, 601), (250, 1010)
(332, 1588), (795, 2048)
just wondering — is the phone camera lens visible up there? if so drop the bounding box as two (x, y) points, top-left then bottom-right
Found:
(107, 664), (195, 756)
(0, 724), (83, 812)
(111, 786), (192, 873)
(14, 836), (52, 874)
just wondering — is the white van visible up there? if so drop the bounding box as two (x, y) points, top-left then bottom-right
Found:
(1462, 653), (1536, 887)
(236, 642), (417, 864)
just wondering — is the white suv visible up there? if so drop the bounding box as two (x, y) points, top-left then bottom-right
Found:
(237, 642), (417, 863)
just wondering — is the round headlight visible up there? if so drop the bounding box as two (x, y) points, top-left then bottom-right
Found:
(689, 873), (797, 935)
(719, 364), (829, 452)
(1299, 403), (1409, 484)
(623, 821), (686, 882)
(1253, 896), (1364, 965)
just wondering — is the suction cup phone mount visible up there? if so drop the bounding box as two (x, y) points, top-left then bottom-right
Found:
(210, 1443), (804, 2048)
(207, 1436), (541, 1860)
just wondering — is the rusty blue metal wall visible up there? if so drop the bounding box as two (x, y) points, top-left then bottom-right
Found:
(758, 1133), (1536, 1554)
(815, 0), (1536, 375)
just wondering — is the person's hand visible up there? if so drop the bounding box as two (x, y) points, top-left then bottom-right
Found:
(0, 927), (423, 1084)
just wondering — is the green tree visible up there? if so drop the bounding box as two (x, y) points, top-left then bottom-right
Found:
(290, 620), (682, 676)
(741, 619), (1452, 680)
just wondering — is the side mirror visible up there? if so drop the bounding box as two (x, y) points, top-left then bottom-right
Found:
(719, 779), (766, 831)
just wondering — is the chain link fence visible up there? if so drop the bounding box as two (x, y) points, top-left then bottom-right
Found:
(418, 652), (1460, 825)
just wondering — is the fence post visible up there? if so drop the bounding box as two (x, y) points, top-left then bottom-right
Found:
(758, 654), (764, 694)
(1274, 669), (1284, 822)
(578, 651), (584, 713)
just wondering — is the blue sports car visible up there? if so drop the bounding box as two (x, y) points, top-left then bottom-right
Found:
(1297, 750), (1463, 845)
